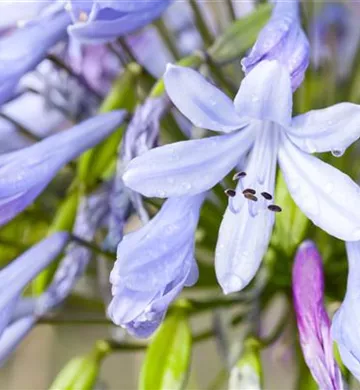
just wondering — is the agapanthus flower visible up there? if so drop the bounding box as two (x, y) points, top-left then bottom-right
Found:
(0, 110), (126, 226)
(241, 0), (310, 90)
(311, 3), (360, 78)
(293, 240), (343, 390)
(0, 232), (69, 338)
(332, 241), (360, 381)
(108, 193), (205, 338)
(67, 0), (172, 44)
(0, 8), (71, 104)
(124, 60), (360, 294)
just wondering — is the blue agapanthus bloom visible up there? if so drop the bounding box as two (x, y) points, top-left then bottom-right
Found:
(0, 110), (126, 226)
(0, 232), (69, 339)
(241, 0), (309, 91)
(332, 241), (360, 381)
(124, 60), (360, 294)
(67, 0), (172, 43)
(108, 193), (205, 338)
(0, 8), (71, 104)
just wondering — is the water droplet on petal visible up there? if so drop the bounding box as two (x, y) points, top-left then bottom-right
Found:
(305, 139), (317, 153)
(181, 182), (192, 191)
(251, 95), (259, 103)
(157, 190), (167, 197)
(331, 149), (345, 158)
(222, 273), (245, 294)
(167, 177), (175, 184)
(324, 182), (334, 194)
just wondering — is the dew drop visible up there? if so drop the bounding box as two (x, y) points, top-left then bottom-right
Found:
(157, 190), (166, 197)
(181, 182), (192, 191)
(324, 182), (334, 194)
(222, 273), (245, 294)
(167, 177), (175, 184)
(251, 95), (259, 103)
(327, 120), (333, 126)
(331, 149), (345, 157)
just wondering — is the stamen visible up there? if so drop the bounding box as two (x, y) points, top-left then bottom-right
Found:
(268, 205), (282, 212)
(242, 188), (256, 195)
(233, 171), (247, 181)
(261, 192), (273, 200)
(224, 189), (236, 197)
(244, 193), (258, 202)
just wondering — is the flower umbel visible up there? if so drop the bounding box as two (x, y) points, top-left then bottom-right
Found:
(124, 60), (360, 293)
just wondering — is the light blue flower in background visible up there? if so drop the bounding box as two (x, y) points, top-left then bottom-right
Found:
(108, 193), (205, 338)
(67, 0), (172, 43)
(124, 60), (360, 293)
(241, 0), (309, 91)
(0, 232), (69, 339)
(332, 241), (360, 381)
(0, 9), (71, 104)
(0, 110), (126, 226)
(293, 241), (344, 390)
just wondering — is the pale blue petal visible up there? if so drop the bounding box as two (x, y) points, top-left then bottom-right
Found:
(164, 64), (248, 133)
(0, 316), (35, 367)
(234, 60), (293, 128)
(216, 125), (278, 294)
(68, 2), (171, 43)
(279, 136), (360, 241)
(123, 126), (255, 198)
(0, 110), (126, 226)
(286, 103), (360, 154)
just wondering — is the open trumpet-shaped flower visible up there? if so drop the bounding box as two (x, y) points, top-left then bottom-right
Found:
(67, 0), (172, 43)
(293, 241), (343, 390)
(108, 193), (205, 338)
(124, 60), (360, 294)
(241, 0), (309, 91)
(332, 241), (360, 381)
(0, 110), (126, 227)
(0, 232), (69, 339)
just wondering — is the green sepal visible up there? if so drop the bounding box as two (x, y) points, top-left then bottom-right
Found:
(229, 338), (263, 390)
(49, 341), (110, 390)
(139, 311), (192, 390)
(209, 4), (272, 65)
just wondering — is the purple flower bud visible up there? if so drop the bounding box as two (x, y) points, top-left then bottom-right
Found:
(332, 241), (360, 381)
(0, 110), (126, 226)
(293, 240), (343, 390)
(108, 193), (205, 338)
(241, 0), (310, 91)
(0, 9), (71, 104)
(0, 232), (69, 338)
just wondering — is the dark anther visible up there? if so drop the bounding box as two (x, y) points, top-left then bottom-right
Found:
(233, 171), (247, 180)
(244, 193), (258, 202)
(261, 192), (273, 200)
(224, 189), (236, 197)
(242, 188), (256, 195)
(268, 205), (282, 212)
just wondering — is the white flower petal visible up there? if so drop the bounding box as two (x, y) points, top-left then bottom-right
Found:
(279, 136), (360, 241)
(287, 103), (360, 154)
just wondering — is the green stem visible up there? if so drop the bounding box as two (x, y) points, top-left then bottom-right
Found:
(225, 0), (236, 21)
(188, 0), (214, 47)
(154, 19), (181, 60)
(70, 234), (115, 261)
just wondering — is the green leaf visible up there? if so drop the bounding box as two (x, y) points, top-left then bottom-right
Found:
(139, 312), (192, 390)
(77, 63), (141, 191)
(209, 4), (272, 65)
(271, 171), (309, 256)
